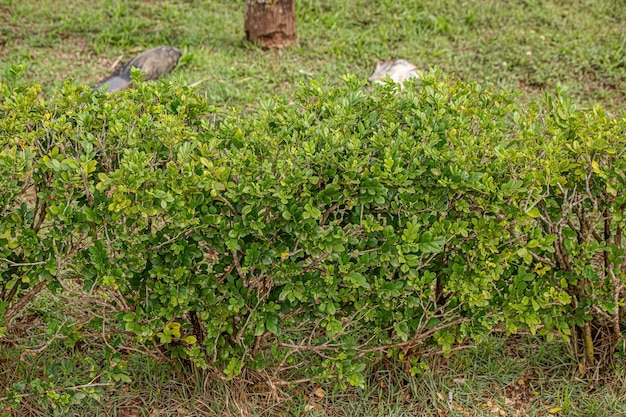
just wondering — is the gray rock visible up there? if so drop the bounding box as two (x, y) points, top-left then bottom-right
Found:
(94, 46), (182, 92)
(95, 75), (130, 92)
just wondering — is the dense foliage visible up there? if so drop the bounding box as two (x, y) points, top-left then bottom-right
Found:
(1, 65), (624, 410)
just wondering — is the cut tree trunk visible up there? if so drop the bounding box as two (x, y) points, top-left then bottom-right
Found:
(244, 0), (296, 49)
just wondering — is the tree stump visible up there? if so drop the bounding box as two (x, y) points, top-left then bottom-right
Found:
(244, 0), (296, 49)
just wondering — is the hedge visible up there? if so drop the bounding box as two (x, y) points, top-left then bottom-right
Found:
(1, 65), (624, 396)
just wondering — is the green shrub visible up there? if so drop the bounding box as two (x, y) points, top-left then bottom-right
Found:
(1, 64), (624, 403)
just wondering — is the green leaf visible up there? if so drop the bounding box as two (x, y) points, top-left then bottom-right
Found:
(265, 315), (280, 335)
(527, 207), (541, 218)
(117, 374), (132, 383)
(531, 299), (540, 311)
(184, 336), (197, 345)
(346, 272), (370, 289)
(427, 318), (441, 328)
(254, 322), (265, 336)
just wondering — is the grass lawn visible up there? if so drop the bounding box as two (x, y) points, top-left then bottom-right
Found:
(1, 0), (626, 415)
(1, 0), (625, 111)
(2, 331), (625, 416)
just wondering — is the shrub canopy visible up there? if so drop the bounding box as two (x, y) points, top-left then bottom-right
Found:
(1, 66), (624, 388)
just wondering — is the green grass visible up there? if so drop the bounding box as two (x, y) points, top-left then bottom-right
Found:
(1, 0), (625, 110)
(2, 0), (626, 415)
(2, 333), (625, 416)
